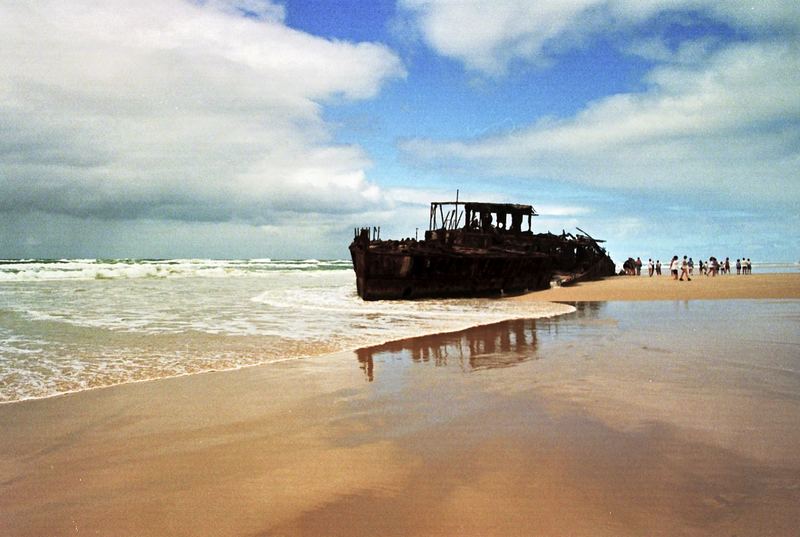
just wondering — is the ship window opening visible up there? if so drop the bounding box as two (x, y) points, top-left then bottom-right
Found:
(497, 212), (507, 231)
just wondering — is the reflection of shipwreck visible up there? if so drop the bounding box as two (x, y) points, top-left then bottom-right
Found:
(357, 319), (540, 381)
(350, 199), (615, 300)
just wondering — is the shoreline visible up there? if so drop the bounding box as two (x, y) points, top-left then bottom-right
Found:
(3, 273), (798, 406)
(2, 299), (798, 535)
(516, 272), (800, 302)
(3, 294), (800, 535)
(0, 305), (576, 407)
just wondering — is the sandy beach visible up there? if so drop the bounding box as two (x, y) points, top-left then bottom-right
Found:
(2, 274), (799, 536)
(515, 272), (800, 302)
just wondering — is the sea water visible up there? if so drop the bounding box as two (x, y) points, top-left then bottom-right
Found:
(0, 259), (574, 403)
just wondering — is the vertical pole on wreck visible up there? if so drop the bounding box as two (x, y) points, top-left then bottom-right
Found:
(455, 189), (459, 230)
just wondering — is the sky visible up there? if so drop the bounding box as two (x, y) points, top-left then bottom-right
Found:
(1, 0), (798, 262)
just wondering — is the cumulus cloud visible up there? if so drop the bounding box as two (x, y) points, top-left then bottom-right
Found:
(0, 0), (405, 224)
(397, 0), (596, 74)
(399, 0), (800, 208)
(401, 40), (800, 204)
(399, 0), (800, 74)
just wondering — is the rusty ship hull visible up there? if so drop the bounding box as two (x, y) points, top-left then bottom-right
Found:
(349, 200), (615, 301)
(350, 240), (553, 300)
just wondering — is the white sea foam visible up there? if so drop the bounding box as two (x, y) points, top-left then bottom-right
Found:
(0, 258), (353, 282)
(0, 258), (572, 403)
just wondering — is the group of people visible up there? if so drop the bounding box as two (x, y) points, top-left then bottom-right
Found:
(697, 256), (753, 276)
(628, 256), (753, 280)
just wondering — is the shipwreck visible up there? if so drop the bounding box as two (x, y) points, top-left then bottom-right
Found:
(349, 198), (616, 300)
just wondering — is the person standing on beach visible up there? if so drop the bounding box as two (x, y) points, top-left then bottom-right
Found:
(648, 258), (654, 277)
(724, 257), (730, 275)
(635, 257), (642, 276)
(688, 257), (694, 275)
(655, 260), (662, 275)
(736, 259), (741, 275)
(670, 256), (679, 280)
(679, 255), (691, 281)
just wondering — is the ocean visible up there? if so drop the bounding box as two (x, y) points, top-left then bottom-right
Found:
(0, 258), (574, 403)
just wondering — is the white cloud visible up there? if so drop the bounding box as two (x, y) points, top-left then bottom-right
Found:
(0, 0), (405, 225)
(399, 0), (599, 75)
(399, 0), (800, 74)
(401, 40), (800, 204)
(623, 36), (719, 65)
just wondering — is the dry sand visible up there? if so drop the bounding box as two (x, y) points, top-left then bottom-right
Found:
(514, 272), (800, 302)
(1, 275), (799, 536)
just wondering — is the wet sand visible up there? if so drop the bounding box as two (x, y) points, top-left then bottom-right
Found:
(516, 272), (800, 301)
(2, 298), (800, 535)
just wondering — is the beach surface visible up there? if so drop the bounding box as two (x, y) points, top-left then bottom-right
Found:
(1, 274), (799, 536)
(516, 272), (800, 302)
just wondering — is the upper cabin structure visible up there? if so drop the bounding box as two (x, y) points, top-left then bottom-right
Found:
(425, 201), (538, 250)
(429, 201), (536, 234)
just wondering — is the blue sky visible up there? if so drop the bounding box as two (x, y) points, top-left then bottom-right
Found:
(1, 0), (798, 262)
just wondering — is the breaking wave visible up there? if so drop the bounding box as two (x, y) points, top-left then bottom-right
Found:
(0, 258), (353, 281)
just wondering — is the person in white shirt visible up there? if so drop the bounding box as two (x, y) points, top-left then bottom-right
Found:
(679, 256), (691, 281)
